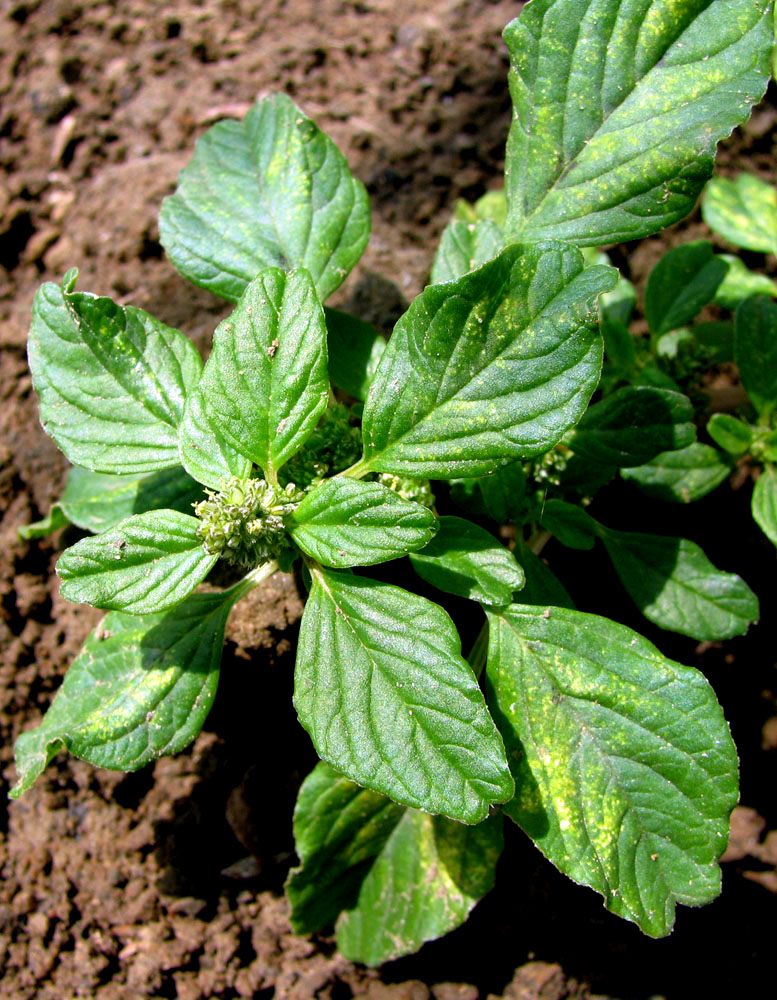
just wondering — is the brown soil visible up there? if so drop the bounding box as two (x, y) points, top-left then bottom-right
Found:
(1, 2), (776, 998)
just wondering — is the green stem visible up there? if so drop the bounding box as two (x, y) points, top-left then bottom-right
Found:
(527, 528), (552, 556)
(342, 456), (372, 479)
(227, 559), (279, 604)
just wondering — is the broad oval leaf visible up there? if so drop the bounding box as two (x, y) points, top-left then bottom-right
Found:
(159, 94), (370, 302)
(752, 465), (777, 548)
(486, 604), (739, 937)
(57, 509), (217, 615)
(294, 567), (514, 823)
(288, 762), (406, 934)
(431, 218), (504, 284)
(191, 268), (329, 480)
(409, 516), (525, 605)
(568, 387), (695, 468)
(336, 808), (503, 966)
(644, 242), (728, 337)
(11, 587), (241, 796)
(504, 0), (772, 245)
(60, 465), (204, 533)
(358, 242), (615, 479)
(178, 381), (252, 491)
(538, 500), (598, 551)
(621, 443), (732, 504)
(702, 174), (777, 256)
(714, 255), (777, 310)
(290, 477), (436, 568)
(325, 308), (386, 402)
(735, 295), (777, 419)
(28, 275), (202, 474)
(707, 413), (754, 457)
(600, 526), (759, 640)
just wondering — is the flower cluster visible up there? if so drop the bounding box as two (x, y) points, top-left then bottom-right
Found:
(194, 476), (305, 568)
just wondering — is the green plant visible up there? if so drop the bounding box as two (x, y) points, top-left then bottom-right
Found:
(13, 0), (774, 967)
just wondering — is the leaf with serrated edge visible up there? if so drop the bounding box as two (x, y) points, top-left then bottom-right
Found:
(337, 808), (503, 966)
(178, 381), (252, 491)
(753, 465), (777, 548)
(294, 567), (514, 822)
(59, 466), (204, 533)
(735, 296), (777, 419)
(486, 604), (739, 937)
(504, 0), (772, 246)
(159, 94), (370, 302)
(11, 587), (243, 796)
(288, 762), (405, 934)
(431, 219), (504, 284)
(359, 242), (615, 479)
(703, 174), (777, 256)
(28, 275), (202, 474)
(193, 268), (328, 480)
(568, 387), (695, 468)
(600, 527), (759, 641)
(644, 242), (728, 337)
(410, 516), (524, 605)
(290, 477), (435, 568)
(57, 510), (217, 615)
(621, 443), (732, 504)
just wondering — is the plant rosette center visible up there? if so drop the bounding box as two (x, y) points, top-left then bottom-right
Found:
(194, 475), (306, 567)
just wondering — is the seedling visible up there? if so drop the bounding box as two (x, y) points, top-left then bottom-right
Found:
(14, 0), (773, 967)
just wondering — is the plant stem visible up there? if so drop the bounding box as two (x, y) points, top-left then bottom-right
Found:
(342, 457), (371, 479)
(228, 559), (279, 604)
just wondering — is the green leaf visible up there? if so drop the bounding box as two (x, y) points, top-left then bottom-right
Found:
(324, 308), (386, 401)
(691, 321), (735, 364)
(454, 190), (508, 227)
(57, 465), (203, 533)
(702, 174), (777, 255)
(18, 504), (69, 540)
(752, 465), (777, 548)
(57, 510), (217, 615)
(287, 761), (503, 965)
(568, 387), (695, 468)
(290, 476), (436, 568)
(431, 219), (504, 284)
(11, 586), (242, 796)
(600, 276), (638, 373)
(644, 242), (728, 337)
(159, 94), (370, 302)
(358, 243), (615, 479)
(191, 268), (329, 480)
(707, 413), (754, 457)
(515, 544), (576, 610)
(28, 275), (202, 474)
(504, 0), (772, 246)
(336, 809), (503, 966)
(409, 516), (525, 605)
(478, 461), (527, 523)
(177, 382), (252, 491)
(486, 604), (739, 937)
(599, 526), (759, 640)
(714, 255), (777, 310)
(288, 762), (405, 934)
(294, 567), (514, 822)
(621, 443), (732, 504)
(735, 295), (777, 419)
(538, 500), (597, 551)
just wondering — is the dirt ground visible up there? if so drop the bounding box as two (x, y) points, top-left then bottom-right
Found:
(1, 1), (776, 998)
